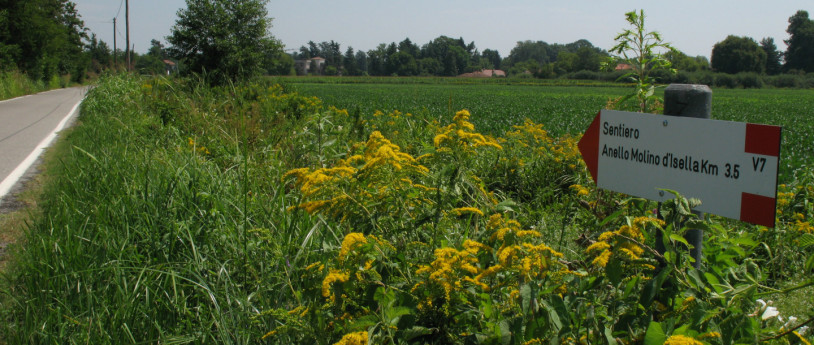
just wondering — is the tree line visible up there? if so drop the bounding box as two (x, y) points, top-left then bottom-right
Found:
(2, 0), (812, 87)
(711, 10), (814, 75)
(0, 0), (86, 82)
(289, 37), (619, 78)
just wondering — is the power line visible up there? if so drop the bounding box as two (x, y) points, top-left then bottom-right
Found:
(115, 0), (124, 19)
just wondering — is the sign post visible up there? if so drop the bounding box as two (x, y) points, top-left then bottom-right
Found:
(663, 84), (711, 268)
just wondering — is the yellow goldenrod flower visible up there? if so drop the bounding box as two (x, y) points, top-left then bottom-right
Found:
(451, 207), (484, 217)
(333, 331), (368, 345)
(663, 335), (703, 345)
(338, 233), (367, 262)
(322, 269), (349, 302)
(592, 250), (611, 268)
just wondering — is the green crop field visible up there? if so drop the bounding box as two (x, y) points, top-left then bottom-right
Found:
(287, 78), (814, 183)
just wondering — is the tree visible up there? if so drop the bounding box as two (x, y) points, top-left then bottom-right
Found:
(388, 51), (417, 76)
(665, 50), (708, 72)
(783, 10), (814, 73)
(354, 50), (368, 75)
(147, 39), (166, 59)
(711, 35), (766, 74)
(0, 0), (87, 80)
(167, 0), (281, 83)
(398, 38), (419, 58)
(343, 47), (359, 76)
(760, 37), (782, 75)
(481, 49), (501, 69)
(265, 50), (293, 75)
(506, 41), (551, 67)
(86, 33), (111, 72)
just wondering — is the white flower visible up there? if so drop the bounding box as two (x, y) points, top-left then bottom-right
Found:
(761, 306), (779, 320)
(798, 326), (808, 336)
(782, 316), (798, 330)
(749, 299), (767, 317)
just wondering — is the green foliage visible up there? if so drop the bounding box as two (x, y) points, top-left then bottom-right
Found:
(607, 9), (676, 113)
(0, 0), (87, 81)
(712, 35), (767, 74)
(784, 10), (814, 73)
(0, 69), (47, 100)
(3, 75), (814, 344)
(761, 37), (783, 75)
(665, 50), (710, 72)
(167, 0), (282, 84)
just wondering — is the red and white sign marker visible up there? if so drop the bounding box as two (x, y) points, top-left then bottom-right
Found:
(578, 109), (781, 227)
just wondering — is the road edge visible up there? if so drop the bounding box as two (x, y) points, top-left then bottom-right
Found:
(0, 97), (84, 204)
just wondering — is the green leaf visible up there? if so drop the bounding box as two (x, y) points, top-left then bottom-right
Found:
(643, 321), (667, 345)
(606, 257), (623, 286)
(499, 320), (512, 345)
(806, 253), (814, 271)
(604, 325), (619, 345)
(401, 326), (433, 341)
(669, 233), (690, 246)
(387, 306), (411, 325)
(541, 300), (562, 331)
(520, 284), (531, 314)
(704, 272), (724, 293)
(800, 234), (814, 248)
(599, 209), (626, 227)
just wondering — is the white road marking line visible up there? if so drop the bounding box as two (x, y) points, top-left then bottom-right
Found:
(0, 98), (84, 204)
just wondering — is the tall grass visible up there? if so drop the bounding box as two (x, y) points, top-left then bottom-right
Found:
(0, 70), (48, 100)
(0, 75), (326, 343)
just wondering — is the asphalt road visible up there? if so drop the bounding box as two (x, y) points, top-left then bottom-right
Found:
(0, 87), (86, 207)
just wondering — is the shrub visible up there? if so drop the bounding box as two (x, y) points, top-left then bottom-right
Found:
(736, 72), (764, 88)
(714, 73), (737, 88)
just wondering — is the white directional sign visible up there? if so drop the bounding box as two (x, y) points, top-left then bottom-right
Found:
(578, 109), (781, 227)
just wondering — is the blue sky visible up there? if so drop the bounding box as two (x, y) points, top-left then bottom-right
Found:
(74, 0), (811, 59)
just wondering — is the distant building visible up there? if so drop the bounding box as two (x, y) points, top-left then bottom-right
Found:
(615, 63), (634, 71)
(457, 69), (506, 78)
(295, 57), (326, 75)
(163, 60), (177, 75)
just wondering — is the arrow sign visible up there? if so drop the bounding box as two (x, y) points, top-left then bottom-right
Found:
(578, 109), (781, 227)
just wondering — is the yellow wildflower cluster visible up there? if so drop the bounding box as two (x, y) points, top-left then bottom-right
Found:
(484, 214), (572, 290)
(570, 184), (590, 197)
(506, 119), (553, 147)
(433, 110), (503, 153)
(796, 219), (814, 234)
(333, 331), (368, 345)
(338, 232), (367, 262)
(283, 131), (432, 221)
(550, 134), (581, 164)
(487, 214), (541, 242)
(777, 189), (795, 212)
(662, 334), (703, 345)
(322, 269), (350, 303)
(187, 137), (210, 155)
(587, 217), (663, 268)
(450, 207), (484, 217)
(414, 245), (482, 302)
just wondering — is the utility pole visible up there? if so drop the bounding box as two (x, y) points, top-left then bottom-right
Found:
(125, 0), (130, 71)
(113, 18), (117, 70)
